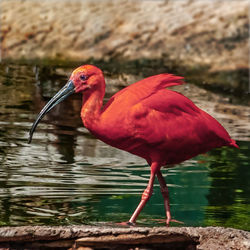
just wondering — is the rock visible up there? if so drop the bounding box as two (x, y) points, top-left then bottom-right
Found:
(0, 0), (248, 72)
(0, 226), (249, 249)
(0, 0), (248, 94)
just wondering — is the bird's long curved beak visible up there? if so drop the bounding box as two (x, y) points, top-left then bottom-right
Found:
(28, 80), (75, 144)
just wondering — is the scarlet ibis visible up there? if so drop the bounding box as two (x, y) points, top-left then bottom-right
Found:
(28, 65), (238, 225)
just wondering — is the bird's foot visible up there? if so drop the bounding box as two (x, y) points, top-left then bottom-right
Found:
(152, 218), (184, 226)
(117, 221), (136, 227)
(166, 218), (184, 225)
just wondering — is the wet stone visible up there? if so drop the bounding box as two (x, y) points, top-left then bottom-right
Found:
(0, 226), (249, 250)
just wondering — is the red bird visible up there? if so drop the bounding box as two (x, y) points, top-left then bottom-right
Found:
(29, 65), (238, 225)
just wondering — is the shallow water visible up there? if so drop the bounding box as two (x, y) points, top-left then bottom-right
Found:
(0, 62), (249, 230)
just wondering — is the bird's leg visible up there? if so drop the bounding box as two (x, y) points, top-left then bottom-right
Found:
(156, 170), (171, 225)
(157, 170), (184, 225)
(128, 162), (160, 225)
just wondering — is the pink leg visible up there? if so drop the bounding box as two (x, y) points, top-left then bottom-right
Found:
(128, 162), (160, 225)
(156, 170), (171, 225)
(157, 170), (183, 225)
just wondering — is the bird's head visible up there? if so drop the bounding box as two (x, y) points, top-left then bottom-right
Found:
(28, 65), (104, 144)
(70, 65), (105, 93)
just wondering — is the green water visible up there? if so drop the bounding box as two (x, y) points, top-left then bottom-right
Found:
(0, 62), (249, 230)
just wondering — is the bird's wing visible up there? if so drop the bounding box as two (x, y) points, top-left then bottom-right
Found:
(100, 74), (233, 164)
(102, 74), (184, 111)
(129, 89), (202, 145)
(126, 89), (233, 163)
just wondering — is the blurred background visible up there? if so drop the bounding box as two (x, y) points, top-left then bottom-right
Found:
(0, 0), (249, 230)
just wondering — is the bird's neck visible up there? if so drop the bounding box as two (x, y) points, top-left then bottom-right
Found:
(81, 90), (104, 131)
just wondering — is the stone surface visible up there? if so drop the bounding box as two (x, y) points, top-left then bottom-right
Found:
(0, 226), (249, 249)
(0, 0), (248, 73)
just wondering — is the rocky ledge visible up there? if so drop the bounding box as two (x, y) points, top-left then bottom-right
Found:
(0, 226), (249, 250)
(1, 0), (248, 71)
(1, 0), (249, 94)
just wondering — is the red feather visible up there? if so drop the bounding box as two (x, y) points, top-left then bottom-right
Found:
(95, 73), (236, 165)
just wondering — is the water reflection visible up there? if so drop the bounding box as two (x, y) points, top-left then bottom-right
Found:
(0, 62), (249, 230)
(204, 142), (250, 230)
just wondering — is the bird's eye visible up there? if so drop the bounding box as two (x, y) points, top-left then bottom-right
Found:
(80, 75), (87, 81)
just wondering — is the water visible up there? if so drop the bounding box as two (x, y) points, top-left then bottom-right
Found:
(0, 62), (249, 230)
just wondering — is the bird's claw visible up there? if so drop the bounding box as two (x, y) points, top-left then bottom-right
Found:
(117, 221), (136, 227)
(166, 218), (184, 225)
(152, 218), (184, 226)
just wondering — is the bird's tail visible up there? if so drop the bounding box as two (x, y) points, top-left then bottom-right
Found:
(229, 139), (239, 149)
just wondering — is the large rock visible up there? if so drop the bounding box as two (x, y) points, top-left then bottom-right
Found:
(0, 0), (248, 73)
(0, 226), (249, 249)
